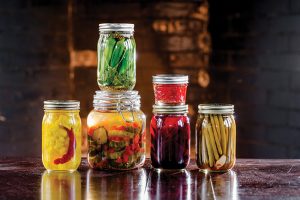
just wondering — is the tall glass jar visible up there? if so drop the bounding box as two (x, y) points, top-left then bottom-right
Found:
(150, 105), (190, 169)
(196, 104), (236, 172)
(97, 23), (136, 91)
(87, 91), (146, 170)
(42, 100), (81, 171)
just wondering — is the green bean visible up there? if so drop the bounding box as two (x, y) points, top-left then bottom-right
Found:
(209, 115), (223, 155)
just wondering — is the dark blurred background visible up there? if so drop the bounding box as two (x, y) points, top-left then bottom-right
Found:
(0, 0), (299, 158)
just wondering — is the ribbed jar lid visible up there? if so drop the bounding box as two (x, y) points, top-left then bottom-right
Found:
(198, 104), (234, 114)
(44, 100), (80, 110)
(153, 104), (188, 114)
(99, 23), (134, 32)
(152, 74), (188, 84)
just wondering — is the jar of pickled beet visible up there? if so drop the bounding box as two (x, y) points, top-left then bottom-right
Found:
(152, 74), (188, 105)
(98, 23), (136, 91)
(196, 104), (236, 172)
(150, 104), (190, 169)
(42, 100), (81, 171)
(87, 91), (146, 170)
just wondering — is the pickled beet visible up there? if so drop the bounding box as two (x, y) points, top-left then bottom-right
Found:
(150, 114), (190, 169)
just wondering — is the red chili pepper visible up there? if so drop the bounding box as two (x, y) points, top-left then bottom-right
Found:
(111, 125), (127, 131)
(133, 134), (140, 144)
(116, 157), (122, 163)
(54, 126), (76, 165)
(108, 148), (115, 153)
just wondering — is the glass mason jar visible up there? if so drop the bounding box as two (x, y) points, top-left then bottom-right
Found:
(42, 100), (81, 171)
(97, 23), (136, 91)
(150, 105), (190, 169)
(87, 91), (146, 170)
(152, 74), (188, 105)
(196, 104), (236, 172)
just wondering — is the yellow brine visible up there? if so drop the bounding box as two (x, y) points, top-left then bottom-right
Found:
(42, 100), (81, 171)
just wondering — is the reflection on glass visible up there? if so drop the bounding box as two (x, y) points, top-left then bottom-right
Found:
(195, 171), (239, 200)
(147, 169), (191, 200)
(86, 168), (147, 200)
(41, 170), (81, 200)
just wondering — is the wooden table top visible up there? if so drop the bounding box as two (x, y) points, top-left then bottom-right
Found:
(0, 157), (299, 199)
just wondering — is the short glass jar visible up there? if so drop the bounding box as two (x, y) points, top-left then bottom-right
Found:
(150, 105), (190, 169)
(152, 74), (188, 105)
(87, 91), (146, 170)
(97, 23), (136, 91)
(42, 100), (81, 171)
(196, 104), (236, 172)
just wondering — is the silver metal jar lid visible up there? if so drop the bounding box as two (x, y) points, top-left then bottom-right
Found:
(44, 100), (80, 110)
(99, 23), (134, 32)
(93, 90), (140, 110)
(153, 104), (188, 114)
(198, 104), (234, 114)
(152, 74), (189, 84)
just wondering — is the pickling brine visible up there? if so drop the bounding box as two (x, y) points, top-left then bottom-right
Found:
(97, 23), (136, 91)
(42, 100), (81, 171)
(87, 91), (146, 170)
(196, 104), (236, 172)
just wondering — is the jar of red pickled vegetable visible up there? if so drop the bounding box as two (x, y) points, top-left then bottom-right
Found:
(98, 23), (136, 91)
(87, 91), (146, 170)
(152, 74), (188, 105)
(42, 100), (81, 171)
(196, 104), (236, 172)
(150, 104), (190, 169)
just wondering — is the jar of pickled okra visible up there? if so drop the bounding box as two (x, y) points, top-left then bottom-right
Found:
(42, 100), (81, 171)
(87, 91), (146, 170)
(152, 74), (188, 105)
(150, 105), (190, 169)
(97, 23), (136, 91)
(196, 104), (236, 172)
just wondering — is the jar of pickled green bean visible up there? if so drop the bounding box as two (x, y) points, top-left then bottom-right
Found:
(97, 23), (136, 91)
(196, 104), (236, 172)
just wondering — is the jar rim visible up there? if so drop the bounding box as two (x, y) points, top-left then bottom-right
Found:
(153, 104), (188, 114)
(44, 100), (80, 110)
(153, 74), (188, 84)
(198, 104), (234, 114)
(99, 23), (134, 32)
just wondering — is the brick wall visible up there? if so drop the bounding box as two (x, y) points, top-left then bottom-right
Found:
(1, 0), (299, 158)
(209, 0), (300, 158)
(0, 1), (70, 156)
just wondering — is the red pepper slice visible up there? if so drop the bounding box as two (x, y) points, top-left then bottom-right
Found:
(54, 126), (76, 165)
(111, 125), (127, 131)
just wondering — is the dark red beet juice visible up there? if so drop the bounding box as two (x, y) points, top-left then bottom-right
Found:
(150, 105), (190, 169)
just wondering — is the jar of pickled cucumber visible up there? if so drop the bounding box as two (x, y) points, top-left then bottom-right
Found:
(42, 100), (81, 171)
(150, 105), (190, 169)
(196, 104), (236, 172)
(87, 91), (146, 170)
(97, 23), (136, 91)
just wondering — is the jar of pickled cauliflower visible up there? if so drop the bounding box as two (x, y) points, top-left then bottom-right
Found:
(150, 105), (190, 169)
(97, 23), (136, 91)
(42, 100), (81, 171)
(87, 91), (146, 170)
(196, 104), (236, 172)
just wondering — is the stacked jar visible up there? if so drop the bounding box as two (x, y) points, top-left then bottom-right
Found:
(150, 75), (191, 169)
(87, 23), (146, 170)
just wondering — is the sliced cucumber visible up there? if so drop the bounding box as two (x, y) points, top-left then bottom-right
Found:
(92, 127), (108, 144)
